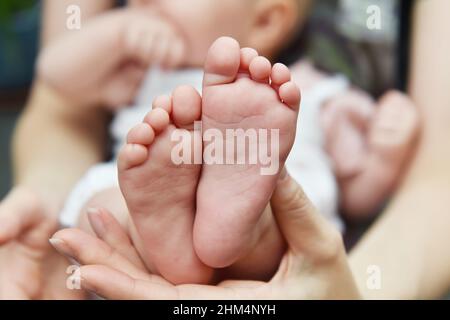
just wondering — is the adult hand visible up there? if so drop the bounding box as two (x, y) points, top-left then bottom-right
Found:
(50, 169), (360, 299)
(38, 8), (186, 109)
(0, 187), (83, 299)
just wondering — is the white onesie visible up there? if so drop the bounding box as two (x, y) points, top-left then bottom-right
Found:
(60, 67), (349, 231)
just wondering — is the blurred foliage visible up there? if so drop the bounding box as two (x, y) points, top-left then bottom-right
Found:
(0, 0), (35, 24)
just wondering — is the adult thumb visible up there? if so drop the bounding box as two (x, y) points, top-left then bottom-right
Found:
(271, 168), (343, 259)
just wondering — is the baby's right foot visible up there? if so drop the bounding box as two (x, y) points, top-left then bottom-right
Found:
(118, 86), (213, 284)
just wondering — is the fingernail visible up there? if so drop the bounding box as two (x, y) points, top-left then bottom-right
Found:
(87, 208), (106, 235)
(49, 238), (75, 261)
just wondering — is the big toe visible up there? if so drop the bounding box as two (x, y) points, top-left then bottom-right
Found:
(203, 37), (241, 87)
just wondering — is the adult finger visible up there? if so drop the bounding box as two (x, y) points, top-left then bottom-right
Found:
(270, 168), (344, 262)
(0, 188), (45, 245)
(80, 265), (177, 300)
(87, 207), (146, 269)
(322, 90), (375, 131)
(101, 63), (146, 108)
(50, 228), (169, 285)
(147, 31), (173, 69)
(165, 37), (185, 70)
(80, 265), (252, 300)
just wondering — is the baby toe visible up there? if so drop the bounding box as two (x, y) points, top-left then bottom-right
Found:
(239, 48), (259, 71)
(271, 63), (291, 88)
(152, 95), (173, 114)
(203, 37), (241, 87)
(249, 56), (272, 83)
(144, 108), (170, 133)
(118, 144), (149, 171)
(279, 81), (301, 110)
(172, 85), (202, 128)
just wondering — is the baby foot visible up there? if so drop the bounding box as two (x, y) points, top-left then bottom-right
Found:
(194, 37), (301, 268)
(118, 85), (213, 284)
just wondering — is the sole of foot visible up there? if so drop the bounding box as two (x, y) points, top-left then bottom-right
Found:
(118, 85), (213, 284)
(194, 37), (301, 268)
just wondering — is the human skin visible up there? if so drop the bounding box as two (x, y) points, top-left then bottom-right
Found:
(0, 0), (308, 298)
(1, 1), (190, 299)
(0, 0), (114, 299)
(39, 8), (186, 109)
(126, 0), (307, 65)
(0, 83), (106, 299)
(50, 169), (361, 300)
(349, 0), (450, 299)
(2, 7), (179, 295)
(5, 0), (450, 300)
(56, 0), (450, 300)
(113, 37), (300, 284)
(47, 0), (307, 283)
(63, 0), (304, 283)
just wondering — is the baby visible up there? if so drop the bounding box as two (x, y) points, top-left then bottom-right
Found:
(39, 0), (418, 285)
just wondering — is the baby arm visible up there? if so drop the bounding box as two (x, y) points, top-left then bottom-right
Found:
(41, 0), (115, 45)
(12, 82), (108, 213)
(21, 7), (188, 207)
(39, 8), (186, 110)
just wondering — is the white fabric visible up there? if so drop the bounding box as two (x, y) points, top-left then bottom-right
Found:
(60, 68), (349, 231)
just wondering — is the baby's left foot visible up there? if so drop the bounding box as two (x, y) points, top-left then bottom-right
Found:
(194, 37), (300, 268)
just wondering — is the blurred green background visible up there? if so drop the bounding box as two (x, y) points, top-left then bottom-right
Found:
(0, 110), (16, 198)
(0, 0), (39, 198)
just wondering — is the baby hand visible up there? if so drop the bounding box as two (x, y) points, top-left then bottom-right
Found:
(123, 10), (186, 70)
(37, 8), (186, 110)
(321, 89), (376, 178)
